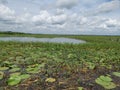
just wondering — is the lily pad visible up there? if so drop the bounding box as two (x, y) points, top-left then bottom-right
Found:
(45, 78), (56, 83)
(113, 72), (120, 77)
(0, 71), (4, 80)
(3, 61), (12, 66)
(78, 87), (83, 90)
(8, 73), (30, 86)
(0, 67), (9, 71)
(9, 68), (21, 72)
(38, 63), (45, 68)
(99, 75), (112, 82)
(20, 74), (30, 79)
(10, 65), (18, 68)
(95, 75), (116, 89)
(87, 62), (96, 70)
(26, 64), (45, 73)
(7, 76), (21, 86)
(10, 72), (21, 77)
(26, 67), (40, 74)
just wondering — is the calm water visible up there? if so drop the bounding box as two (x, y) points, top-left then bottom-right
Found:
(0, 37), (86, 44)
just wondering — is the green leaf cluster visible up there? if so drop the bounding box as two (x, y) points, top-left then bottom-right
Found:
(8, 73), (30, 86)
(95, 75), (116, 89)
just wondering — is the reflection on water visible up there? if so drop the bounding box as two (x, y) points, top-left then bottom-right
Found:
(0, 37), (86, 44)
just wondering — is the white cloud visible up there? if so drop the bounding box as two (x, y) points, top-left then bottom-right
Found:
(0, 3), (31, 24)
(97, 0), (120, 13)
(0, 4), (15, 18)
(0, 1), (120, 35)
(56, 9), (65, 15)
(98, 24), (108, 29)
(87, 17), (120, 34)
(0, 4), (32, 32)
(56, 0), (78, 9)
(32, 10), (67, 25)
(0, 4), (19, 28)
(51, 14), (67, 25)
(105, 19), (120, 29)
(32, 11), (51, 24)
(18, 13), (31, 22)
(85, 0), (120, 16)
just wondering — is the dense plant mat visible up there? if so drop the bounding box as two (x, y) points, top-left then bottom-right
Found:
(0, 35), (120, 90)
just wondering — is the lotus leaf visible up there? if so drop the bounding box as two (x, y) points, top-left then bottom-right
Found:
(78, 87), (83, 90)
(10, 72), (21, 77)
(99, 75), (112, 82)
(95, 75), (116, 89)
(87, 62), (96, 69)
(26, 67), (39, 74)
(8, 73), (30, 86)
(9, 68), (20, 72)
(3, 61), (12, 65)
(113, 72), (120, 77)
(45, 78), (56, 83)
(7, 76), (21, 86)
(38, 63), (45, 68)
(20, 74), (30, 79)
(0, 67), (9, 71)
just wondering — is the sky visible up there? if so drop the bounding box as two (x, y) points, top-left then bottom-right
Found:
(0, 0), (120, 35)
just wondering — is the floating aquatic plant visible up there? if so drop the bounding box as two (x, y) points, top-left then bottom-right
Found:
(8, 75), (21, 86)
(78, 87), (83, 90)
(19, 74), (30, 79)
(0, 71), (4, 80)
(8, 73), (30, 86)
(10, 72), (21, 77)
(9, 67), (21, 72)
(0, 67), (9, 71)
(26, 63), (45, 74)
(95, 75), (116, 89)
(113, 72), (120, 77)
(0, 34), (120, 89)
(45, 78), (56, 83)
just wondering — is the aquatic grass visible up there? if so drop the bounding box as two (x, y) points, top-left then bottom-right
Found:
(0, 34), (120, 89)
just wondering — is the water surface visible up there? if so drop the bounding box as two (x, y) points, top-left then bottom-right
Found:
(0, 37), (86, 44)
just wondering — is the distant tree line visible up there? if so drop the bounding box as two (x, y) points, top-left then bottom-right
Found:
(0, 31), (29, 35)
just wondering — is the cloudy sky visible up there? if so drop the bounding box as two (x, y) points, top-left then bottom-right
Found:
(0, 0), (120, 35)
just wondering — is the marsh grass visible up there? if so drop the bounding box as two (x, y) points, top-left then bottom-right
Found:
(0, 33), (120, 89)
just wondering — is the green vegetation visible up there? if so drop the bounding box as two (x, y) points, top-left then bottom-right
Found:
(113, 72), (120, 77)
(0, 32), (120, 89)
(8, 73), (30, 86)
(95, 75), (116, 89)
(0, 71), (4, 80)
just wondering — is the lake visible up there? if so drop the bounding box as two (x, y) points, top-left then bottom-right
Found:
(0, 37), (86, 44)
